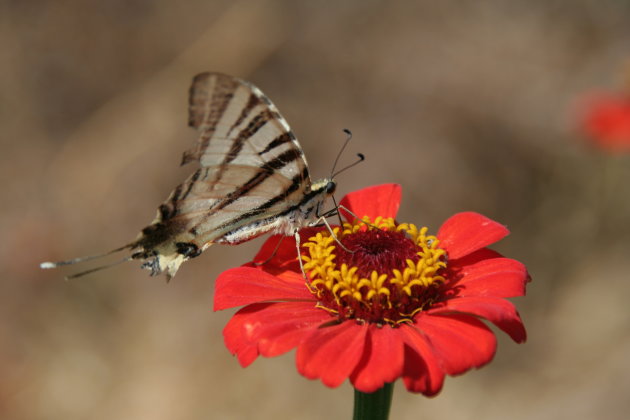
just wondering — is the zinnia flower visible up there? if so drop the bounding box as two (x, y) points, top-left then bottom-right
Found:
(578, 91), (630, 152)
(214, 184), (529, 396)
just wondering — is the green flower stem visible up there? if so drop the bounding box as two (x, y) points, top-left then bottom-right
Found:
(353, 383), (394, 420)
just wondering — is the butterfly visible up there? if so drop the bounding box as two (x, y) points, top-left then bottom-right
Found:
(41, 72), (351, 281)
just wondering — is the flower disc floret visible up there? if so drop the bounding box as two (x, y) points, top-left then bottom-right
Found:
(301, 217), (447, 325)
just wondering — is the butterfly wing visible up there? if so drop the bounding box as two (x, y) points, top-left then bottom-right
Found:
(132, 72), (313, 279)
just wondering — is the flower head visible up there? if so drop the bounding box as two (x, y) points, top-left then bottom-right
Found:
(578, 91), (630, 152)
(214, 184), (530, 395)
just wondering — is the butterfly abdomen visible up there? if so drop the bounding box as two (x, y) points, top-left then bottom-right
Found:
(217, 212), (299, 245)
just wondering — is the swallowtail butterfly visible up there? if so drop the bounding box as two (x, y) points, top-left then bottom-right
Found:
(41, 72), (343, 281)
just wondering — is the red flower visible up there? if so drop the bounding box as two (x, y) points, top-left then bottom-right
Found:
(214, 184), (529, 395)
(579, 91), (630, 152)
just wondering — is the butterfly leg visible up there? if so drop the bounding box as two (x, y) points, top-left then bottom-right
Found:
(253, 236), (285, 267)
(311, 203), (358, 253)
(294, 230), (308, 279)
(336, 204), (382, 230)
(316, 206), (339, 219)
(310, 214), (358, 254)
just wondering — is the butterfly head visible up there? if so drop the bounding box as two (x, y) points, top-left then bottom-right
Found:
(311, 178), (337, 197)
(324, 179), (337, 195)
(299, 178), (337, 225)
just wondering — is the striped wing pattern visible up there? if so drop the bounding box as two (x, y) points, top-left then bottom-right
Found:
(130, 72), (328, 279)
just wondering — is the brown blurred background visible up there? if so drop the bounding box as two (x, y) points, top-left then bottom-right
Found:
(3, 1), (630, 419)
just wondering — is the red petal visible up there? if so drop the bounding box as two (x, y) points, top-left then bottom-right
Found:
(296, 321), (368, 388)
(250, 234), (301, 273)
(398, 324), (445, 395)
(448, 248), (504, 266)
(339, 184), (402, 222)
(214, 267), (312, 311)
(414, 313), (497, 376)
(450, 258), (529, 298)
(223, 303), (272, 367)
(254, 303), (332, 357)
(431, 297), (527, 343)
(222, 301), (329, 367)
(349, 325), (405, 393)
(437, 212), (509, 260)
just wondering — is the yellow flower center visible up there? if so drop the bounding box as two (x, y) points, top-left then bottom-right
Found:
(301, 217), (447, 325)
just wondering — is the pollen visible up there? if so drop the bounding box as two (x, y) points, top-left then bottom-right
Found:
(301, 217), (447, 325)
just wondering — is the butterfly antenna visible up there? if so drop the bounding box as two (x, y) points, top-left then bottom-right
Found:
(40, 245), (130, 269)
(64, 256), (134, 280)
(330, 129), (354, 177)
(329, 128), (365, 178)
(332, 153), (365, 178)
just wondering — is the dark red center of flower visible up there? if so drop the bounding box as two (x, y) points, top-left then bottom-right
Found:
(335, 230), (420, 278)
(302, 218), (448, 325)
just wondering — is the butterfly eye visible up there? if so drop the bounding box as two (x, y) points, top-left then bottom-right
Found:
(325, 181), (337, 195)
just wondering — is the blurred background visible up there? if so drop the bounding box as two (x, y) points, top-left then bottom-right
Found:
(3, 1), (630, 419)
